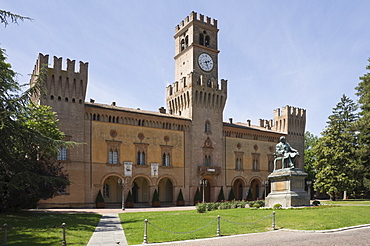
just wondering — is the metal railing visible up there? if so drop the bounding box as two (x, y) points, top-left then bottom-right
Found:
(143, 211), (276, 244)
(1, 222), (67, 246)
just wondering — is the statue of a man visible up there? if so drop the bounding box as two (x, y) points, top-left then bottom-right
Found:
(275, 136), (299, 169)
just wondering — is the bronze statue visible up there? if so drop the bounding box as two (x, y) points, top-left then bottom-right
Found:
(274, 136), (299, 170)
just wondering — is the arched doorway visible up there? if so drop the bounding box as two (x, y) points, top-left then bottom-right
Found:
(158, 178), (174, 204)
(200, 179), (211, 202)
(132, 177), (150, 205)
(233, 178), (244, 200)
(250, 179), (261, 200)
(102, 176), (122, 205)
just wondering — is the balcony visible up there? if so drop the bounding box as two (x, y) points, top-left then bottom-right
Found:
(197, 166), (221, 175)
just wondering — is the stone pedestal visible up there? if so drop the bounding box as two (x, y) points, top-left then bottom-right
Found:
(266, 168), (310, 207)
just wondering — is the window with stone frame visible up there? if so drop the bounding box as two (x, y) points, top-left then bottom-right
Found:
(106, 140), (121, 164)
(252, 153), (260, 171)
(235, 151), (244, 170)
(161, 145), (173, 167)
(135, 143), (148, 165)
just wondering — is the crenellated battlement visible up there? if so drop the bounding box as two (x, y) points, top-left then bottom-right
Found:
(175, 11), (218, 33)
(30, 53), (89, 104)
(274, 105), (306, 118)
(273, 105), (306, 135)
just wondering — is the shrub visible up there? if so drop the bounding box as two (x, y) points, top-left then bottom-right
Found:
(273, 203), (282, 209)
(228, 188), (235, 201)
(218, 187), (225, 201)
(252, 203), (261, 208)
(126, 190), (134, 202)
(152, 189), (159, 202)
(196, 203), (207, 213)
(177, 189), (184, 201)
(95, 190), (104, 203)
(312, 200), (321, 206)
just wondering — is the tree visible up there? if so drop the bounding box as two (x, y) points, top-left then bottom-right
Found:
(0, 48), (73, 211)
(0, 10), (32, 27)
(313, 95), (361, 200)
(304, 131), (319, 182)
(355, 58), (370, 195)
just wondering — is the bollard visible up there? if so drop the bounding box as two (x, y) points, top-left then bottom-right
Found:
(3, 223), (9, 246)
(272, 211), (276, 230)
(217, 215), (221, 236)
(143, 219), (148, 244)
(61, 223), (67, 246)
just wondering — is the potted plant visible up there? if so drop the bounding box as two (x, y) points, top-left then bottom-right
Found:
(217, 186), (225, 202)
(228, 188), (235, 201)
(152, 189), (160, 207)
(194, 187), (201, 205)
(95, 190), (105, 208)
(176, 189), (185, 206)
(125, 190), (134, 208)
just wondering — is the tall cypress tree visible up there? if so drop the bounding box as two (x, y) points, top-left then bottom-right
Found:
(313, 95), (360, 200)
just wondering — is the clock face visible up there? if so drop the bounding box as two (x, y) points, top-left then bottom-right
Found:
(198, 53), (214, 72)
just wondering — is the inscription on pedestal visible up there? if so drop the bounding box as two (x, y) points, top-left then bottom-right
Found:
(275, 181), (286, 191)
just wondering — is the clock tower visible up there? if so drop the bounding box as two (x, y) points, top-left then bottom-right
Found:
(166, 12), (227, 202)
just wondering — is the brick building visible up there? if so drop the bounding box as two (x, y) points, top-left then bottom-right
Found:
(31, 12), (306, 208)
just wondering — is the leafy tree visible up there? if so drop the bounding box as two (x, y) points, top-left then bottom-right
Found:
(0, 48), (72, 211)
(0, 10), (32, 27)
(304, 131), (319, 182)
(313, 95), (361, 200)
(355, 58), (370, 195)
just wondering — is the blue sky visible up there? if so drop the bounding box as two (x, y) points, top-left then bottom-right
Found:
(2, 0), (370, 136)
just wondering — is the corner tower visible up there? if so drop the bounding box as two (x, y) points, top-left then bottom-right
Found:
(273, 106), (306, 169)
(167, 12), (227, 202)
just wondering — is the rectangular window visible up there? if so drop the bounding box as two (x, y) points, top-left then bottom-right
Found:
(108, 150), (118, 164)
(57, 147), (67, 161)
(252, 153), (260, 171)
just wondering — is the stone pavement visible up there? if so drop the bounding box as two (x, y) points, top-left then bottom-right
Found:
(86, 213), (127, 246)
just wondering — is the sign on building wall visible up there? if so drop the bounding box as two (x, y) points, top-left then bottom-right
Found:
(124, 162), (133, 177)
(151, 163), (159, 177)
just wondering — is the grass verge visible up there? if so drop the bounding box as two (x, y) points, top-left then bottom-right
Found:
(120, 206), (370, 245)
(0, 212), (101, 246)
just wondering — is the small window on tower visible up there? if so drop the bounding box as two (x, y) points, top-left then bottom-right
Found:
(205, 35), (210, 47)
(185, 35), (189, 48)
(199, 33), (204, 46)
(205, 121), (211, 133)
(180, 39), (185, 51)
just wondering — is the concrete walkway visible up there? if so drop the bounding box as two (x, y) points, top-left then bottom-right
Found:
(87, 213), (128, 246)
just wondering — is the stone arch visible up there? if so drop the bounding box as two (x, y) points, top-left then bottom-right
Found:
(232, 177), (247, 200)
(157, 176), (176, 203)
(100, 173), (124, 204)
(132, 175), (152, 204)
(249, 177), (263, 200)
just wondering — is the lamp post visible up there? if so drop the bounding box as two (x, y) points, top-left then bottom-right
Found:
(118, 178), (125, 210)
(200, 179), (208, 203)
(263, 180), (269, 198)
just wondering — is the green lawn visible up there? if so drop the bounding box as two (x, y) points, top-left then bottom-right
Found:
(0, 212), (101, 246)
(120, 206), (370, 245)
